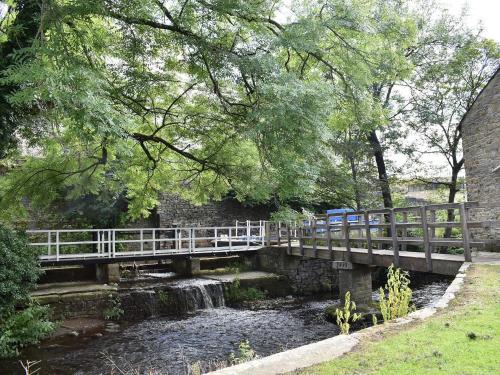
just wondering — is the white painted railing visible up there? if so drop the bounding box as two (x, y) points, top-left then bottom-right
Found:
(27, 221), (266, 262)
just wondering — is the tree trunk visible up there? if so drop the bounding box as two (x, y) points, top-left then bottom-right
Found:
(348, 154), (362, 210)
(444, 167), (460, 238)
(368, 130), (393, 208)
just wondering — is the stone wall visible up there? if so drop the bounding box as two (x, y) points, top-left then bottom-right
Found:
(462, 68), (500, 249)
(157, 193), (271, 227)
(257, 247), (338, 295)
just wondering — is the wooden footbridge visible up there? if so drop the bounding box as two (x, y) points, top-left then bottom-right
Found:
(28, 202), (488, 275)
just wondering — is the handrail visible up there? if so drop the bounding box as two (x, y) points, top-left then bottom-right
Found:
(27, 223), (266, 262)
(274, 202), (484, 270)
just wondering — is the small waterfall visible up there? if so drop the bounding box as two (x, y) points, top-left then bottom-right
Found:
(168, 279), (225, 313)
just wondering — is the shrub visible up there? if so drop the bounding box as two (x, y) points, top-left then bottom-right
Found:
(0, 225), (54, 357)
(335, 291), (361, 335)
(228, 339), (257, 365)
(0, 303), (54, 358)
(224, 277), (266, 303)
(378, 265), (414, 322)
(103, 293), (124, 321)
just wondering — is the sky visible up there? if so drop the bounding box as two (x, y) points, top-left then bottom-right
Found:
(442, 0), (500, 41)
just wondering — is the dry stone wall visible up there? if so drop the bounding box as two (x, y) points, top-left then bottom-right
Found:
(462, 69), (500, 250)
(157, 193), (271, 227)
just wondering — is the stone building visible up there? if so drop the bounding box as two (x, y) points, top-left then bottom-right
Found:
(462, 67), (500, 249)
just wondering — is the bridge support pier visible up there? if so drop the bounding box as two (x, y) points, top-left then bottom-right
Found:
(338, 263), (372, 305)
(96, 263), (120, 284)
(172, 257), (201, 276)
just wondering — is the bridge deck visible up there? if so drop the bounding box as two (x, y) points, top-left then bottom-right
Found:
(281, 244), (466, 275)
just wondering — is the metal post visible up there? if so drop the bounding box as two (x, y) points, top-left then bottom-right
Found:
(97, 230), (100, 254)
(56, 231), (60, 261)
(277, 221), (282, 246)
(112, 230), (116, 257)
(312, 218), (317, 257)
(390, 209), (399, 267)
(192, 228), (196, 253)
(229, 228), (232, 251)
(47, 231), (51, 257)
(420, 206), (432, 272)
(108, 229), (112, 257)
(215, 228), (218, 249)
(459, 203), (472, 262)
(260, 221), (265, 246)
(178, 229), (182, 252)
(140, 229), (144, 253)
(286, 223), (291, 255)
(299, 224), (304, 256)
(152, 229), (156, 255)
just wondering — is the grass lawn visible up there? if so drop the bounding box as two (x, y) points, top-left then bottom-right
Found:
(297, 264), (499, 375)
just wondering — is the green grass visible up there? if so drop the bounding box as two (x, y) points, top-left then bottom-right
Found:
(297, 265), (500, 375)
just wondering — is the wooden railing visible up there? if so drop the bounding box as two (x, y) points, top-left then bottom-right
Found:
(269, 202), (485, 271)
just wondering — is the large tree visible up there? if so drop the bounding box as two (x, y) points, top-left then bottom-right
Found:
(0, 0), (350, 218)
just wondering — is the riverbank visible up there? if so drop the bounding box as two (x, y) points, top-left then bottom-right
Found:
(295, 263), (499, 375)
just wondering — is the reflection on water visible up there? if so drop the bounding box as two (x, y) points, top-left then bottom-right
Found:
(6, 278), (450, 375)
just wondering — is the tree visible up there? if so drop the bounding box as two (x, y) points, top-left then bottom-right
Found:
(405, 26), (499, 234)
(0, 0), (343, 218)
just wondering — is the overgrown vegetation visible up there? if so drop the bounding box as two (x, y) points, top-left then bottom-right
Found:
(0, 225), (54, 358)
(334, 292), (361, 335)
(224, 277), (266, 304)
(378, 265), (414, 322)
(103, 293), (124, 321)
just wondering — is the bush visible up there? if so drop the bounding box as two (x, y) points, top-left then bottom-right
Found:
(0, 225), (54, 357)
(0, 304), (55, 358)
(224, 277), (266, 303)
(103, 293), (124, 321)
(378, 265), (414, 322)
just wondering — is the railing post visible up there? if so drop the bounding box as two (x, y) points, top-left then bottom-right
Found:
(112, 230), (116, 257)
(459, 203), (472, 262)
(97, 230), (100, 254)
(401, 211), (408, 252)
(286, 223), (291, 255)
(429, 209), (436, 254)
(47, 231), (51, 257)
(312, 218), (317, 257)
(177, 229), (182, 251)
(192, 228), (196, 253)
(390, 209), (399, 267)
(229, 228), (232, 251)
(299, 223), (304, 256)
(215, 228), (218, 249)
(140, 229), (144, 253)
(364, 211), (373, 264)
(342, 212), (351, 262)
(108, 229), (112, 257)
(277, 221), (282, 246)
(420, 206), (432, 272)
(152, 229), (156, 255)
(56, 231), (60, 261)
(326, 214), (333, 258)
(265, 221), (271, 247)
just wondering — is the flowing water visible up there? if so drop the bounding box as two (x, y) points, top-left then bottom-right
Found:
(5, 276), (451, 375)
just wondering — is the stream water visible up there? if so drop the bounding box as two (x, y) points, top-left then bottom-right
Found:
(6, 276), (451, 375)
